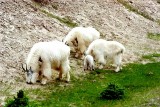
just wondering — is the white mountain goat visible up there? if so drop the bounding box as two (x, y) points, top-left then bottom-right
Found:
(63, 27), (100, 58)
(22, 40), (71, 85)
(85, 39), (125, 72)
(84, 55), (95, 71)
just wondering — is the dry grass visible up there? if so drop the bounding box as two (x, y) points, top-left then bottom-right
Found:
(117, 0), (154, 21)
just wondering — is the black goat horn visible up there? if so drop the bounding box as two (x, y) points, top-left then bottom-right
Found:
(22, 63), (28, 72)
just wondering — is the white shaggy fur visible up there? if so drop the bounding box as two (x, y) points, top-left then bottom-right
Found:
(25, 40), (70, 84)
(85, 39), (125, 72)
(63, 27), (100, 58)
(84, 55), (95, 71)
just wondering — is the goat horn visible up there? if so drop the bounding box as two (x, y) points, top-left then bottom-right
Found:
(22, 64), (26, 72)
(25, 63), (28, 71)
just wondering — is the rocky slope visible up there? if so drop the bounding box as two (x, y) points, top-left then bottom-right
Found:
(0, 0), (160, 105)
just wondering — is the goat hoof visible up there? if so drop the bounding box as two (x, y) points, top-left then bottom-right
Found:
(56, 78), (62, 81)
(41, 78), (47, 85)
(65, 80), (69, 83)
(36, 80), (41, 83)
(99, 66), (103, 69)
(26, 82), (33, 84)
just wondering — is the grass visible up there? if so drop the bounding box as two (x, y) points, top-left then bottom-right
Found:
(157, 19), (160, 25)
(142, 53), (160, 62)
(117, 0), (154, 21)
(5, 90), (29, 107)
(31, 1), (78, 28)
(18, 62), (160, 107)
(147, 32), (160, 41)
(40, 9), (78, 28)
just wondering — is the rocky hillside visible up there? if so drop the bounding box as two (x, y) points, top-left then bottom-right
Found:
(0, 0), (160, 104)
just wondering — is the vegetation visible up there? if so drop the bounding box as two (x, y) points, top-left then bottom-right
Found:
(142, 53), (160, 62)
(147, 32), (160, 41)
(157, 19), (160, 25)
(100, 83), (124, 100)
(4, 55), (160, 106)
(51, 3), (59, 10)
(33, 0), (50, 5)
(5, 90), (29, 107)
(40, 9), (78, 28)
(16, 62), (160, 107)
(117, 0), (154, 21)
(31, 0), (78, 28)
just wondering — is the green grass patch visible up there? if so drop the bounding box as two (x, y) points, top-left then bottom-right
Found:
(157, 19), (160, 25)
(22, 62), (160, 107)
(5, 90), (29, 107)
(40, 9), (78, 28)
(147, 32), (160, 41)
(100, 83), (125, 100)
(142, 53), (160, 62)
(117, 0), (154, 21)
(31, 1), (78, 28)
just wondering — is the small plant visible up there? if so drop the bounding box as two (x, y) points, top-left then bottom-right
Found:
(40, 9), (78, 28)
(100, 83), (124, 100)
(117, 0), (154, 21)
(33, 0), (50, 5)
(52, 3), (58, 10)
(5, 90), (29, 107)
(142, 53), (160, 62)
(147, 32), (160, 41)
(157, 19), (160, 25)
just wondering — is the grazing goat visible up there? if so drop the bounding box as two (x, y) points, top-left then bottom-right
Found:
(63, 27), (100, 58)
(85, 39), (125, 72)
(22, 40), (70, 84)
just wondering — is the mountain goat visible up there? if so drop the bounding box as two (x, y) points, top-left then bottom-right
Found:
(85, 39), (125, 72)
(63, 27), (100, 58)
(22, 40), (71, 85)
(84, 55), (95, 71)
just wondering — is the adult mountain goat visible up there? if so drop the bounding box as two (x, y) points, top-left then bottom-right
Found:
(85, 39), (125, 72)
(22, 40), (71, 85)
(63, 27), (100, 58)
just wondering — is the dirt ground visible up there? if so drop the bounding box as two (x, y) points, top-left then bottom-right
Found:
(0, 0), (160, 105)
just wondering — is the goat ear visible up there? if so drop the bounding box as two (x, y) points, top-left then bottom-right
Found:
(65, 42), (69, 46)
(75, 37), (78, 44)
(39, 57), (42, 62)
(71, 40), (74, 44)
(62, 38), (64, 42)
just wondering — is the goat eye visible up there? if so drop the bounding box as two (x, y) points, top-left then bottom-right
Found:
(27, 72), (30, 76)
(65, 43), (69, 46)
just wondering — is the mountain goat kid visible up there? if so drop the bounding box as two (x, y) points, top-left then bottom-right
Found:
(22, 40), (71, 85)
(85, 39), (125, 72)
(84, 55), (95, 71)
(63, 27), (100, 58)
